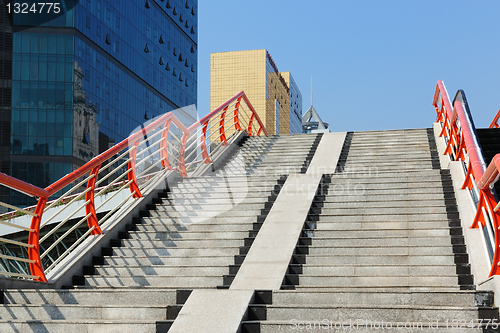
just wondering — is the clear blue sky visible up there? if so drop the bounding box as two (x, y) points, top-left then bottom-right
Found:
(197, 0), (500, 132)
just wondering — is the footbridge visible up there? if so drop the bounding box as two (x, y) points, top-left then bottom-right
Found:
(1, 82), (500, 332)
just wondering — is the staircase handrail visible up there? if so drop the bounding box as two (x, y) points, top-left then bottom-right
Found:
(489, 109), (500, 128)
(433, 80), (500, 276)
(0, 91), (266, 282)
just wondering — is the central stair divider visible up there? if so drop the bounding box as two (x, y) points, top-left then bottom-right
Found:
(165, 133), (347, 332)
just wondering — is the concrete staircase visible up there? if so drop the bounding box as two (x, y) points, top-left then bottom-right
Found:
(246, 129), (499, 332)
(1, 129), (498, 332)
(0, 134), (321, 332)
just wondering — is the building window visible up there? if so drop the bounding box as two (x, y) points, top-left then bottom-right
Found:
(86, 17), (90, 29)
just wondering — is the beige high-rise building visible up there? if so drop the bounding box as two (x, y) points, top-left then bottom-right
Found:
(210, 49), (302, 136)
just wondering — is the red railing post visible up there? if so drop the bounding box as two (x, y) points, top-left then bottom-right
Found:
(127, 140), (143, 199)
(489, 109), (500, 129)
(160, 119), (173, 170)
(248, 113), (255, 136)
(200, 121), (211, 164)
(28, 197), (48, 282)
(84, 166), (104, 235)
(461, 159), (474, 190)
(178, 133), (189, 177)
(219, 106), (228, 145)
(233, 97), (242, 131)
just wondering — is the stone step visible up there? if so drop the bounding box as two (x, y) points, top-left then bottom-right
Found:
(297, 275), (459, 288)
(307, 246), (453, 256)
(341, 159), (435, 166)
(293, 286), (464, 293)
(0, 320), (156, 333)
(344, 151), (432, 158)
(319, 207), (448, 215)
(2, 288), (177, 306)
(305, 255), (456, 266)
(310, 237), (454, 247)
(317, 214), (451, 223)
(82, 275), (222, 288)
(318, 201), (450, 209)
(302, 265), (457, 276)
(156, 203), (265, 212)
(140, 215), (257, 225)
(128, 230), (250, 240)
(147, 209), (262, 219)
(321, 193), (446, 202)
(264, 304), (490, 323)
(312, 229), (452, 238)
(107, 246), (239, 257)
(118, 238), (244, 248)
(92, 265), (228, 276)
(256, 321), (485, 333)
(0, 304), (166, 321)
(315, 221), (452, 231)
(328, 176), (443, 183)
(160, 197), (269, 205)
(171, 183), (278, 191)
(98, 255), (234, 267)
(271, 290), (490, 307)
(331, 168), (442, 176)
(135, 221), (254, 232)
(164, 192), (274, 200)
(324, 182), (447, 191)
(325, 187), (448, 196)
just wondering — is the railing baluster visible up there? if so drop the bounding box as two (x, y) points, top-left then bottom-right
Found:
(28, 197), (47, 282)
(127, 140), (143, 199)
(84, 166), (103, 235)
(160, 119), (173, 170)
(200, 120), (211, 164)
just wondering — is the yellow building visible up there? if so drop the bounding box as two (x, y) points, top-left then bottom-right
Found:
(210, 49), (302, 136)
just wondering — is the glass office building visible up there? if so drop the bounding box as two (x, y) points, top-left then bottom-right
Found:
(0, 0), (198, 206)
(210, 49), (302, 136)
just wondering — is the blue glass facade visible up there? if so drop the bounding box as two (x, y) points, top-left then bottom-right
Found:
(287, 73), (302, 134)
(6, 0), (198, 206)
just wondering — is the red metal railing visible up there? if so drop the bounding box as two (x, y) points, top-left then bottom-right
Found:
(0, 91), (266, 282)
(489, 109), (500, 128)
(433, 80), (500, 276)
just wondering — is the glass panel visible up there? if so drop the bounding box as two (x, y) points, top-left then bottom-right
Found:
(13, 34), (21, 53)
(30, 54), (39, 80)
(12, 54), (21, 80)
(38, 34), (47, 53)
(21, 54), (30, 80)
(47, 55), (57, 81)
(57, 35), (66, 54)
(20, 82), (30, 108)
(29, 82), (38, 108)
(39, 54), (48, 81)
(48, 35), (57, 54)
(11, 82), (21, 108)
(21, 33), (30, 53)
(56, 55), (65, 81)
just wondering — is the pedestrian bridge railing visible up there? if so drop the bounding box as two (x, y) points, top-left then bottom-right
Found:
(0, 91), (267, 282)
